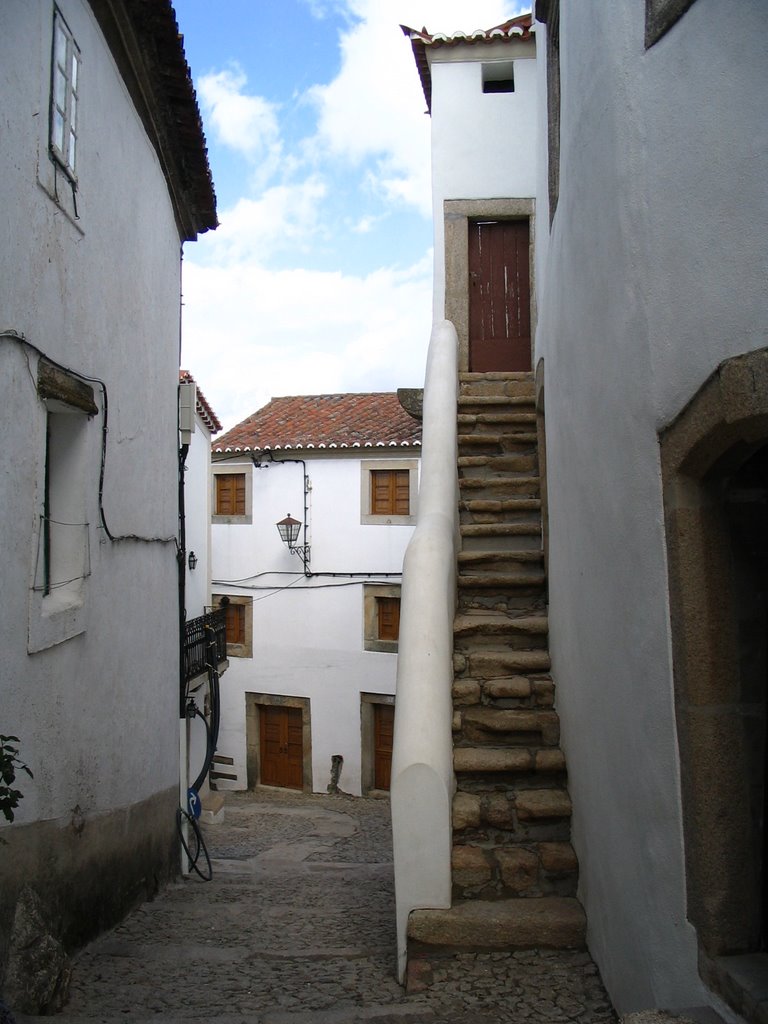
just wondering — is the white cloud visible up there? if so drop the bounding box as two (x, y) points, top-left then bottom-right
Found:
(198, 65), (283, 183)
(194, 179), (328, 267)
(306, 0), (521, 215)
(181, 254), (433, 432)
(180, 0), (525, 429)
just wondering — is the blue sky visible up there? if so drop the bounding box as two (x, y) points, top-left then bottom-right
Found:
(175, 0), (521, 430)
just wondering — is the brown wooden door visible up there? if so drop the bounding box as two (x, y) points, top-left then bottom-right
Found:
(468, 219), (531, 372)
(260, 706), (303, 790)
(373, 704), (394, 791)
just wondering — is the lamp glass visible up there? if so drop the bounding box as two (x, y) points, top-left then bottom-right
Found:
(276, 514), (301, 547)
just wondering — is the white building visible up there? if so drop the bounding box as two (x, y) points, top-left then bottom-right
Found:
(395, 3), (768, 1022)
(0, 0), (215, 1011)
(180, 370), (222, 621)
(534, 1), (768, 1019)
(210, 392), (421, 797)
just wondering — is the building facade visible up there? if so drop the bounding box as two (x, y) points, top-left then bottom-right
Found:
(210, 393), (421, 797)
(396, 2), (768, 1020)
(0, 1), (215, 1010)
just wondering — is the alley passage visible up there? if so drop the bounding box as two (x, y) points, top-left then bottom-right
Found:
(16, 789), (615, 1024)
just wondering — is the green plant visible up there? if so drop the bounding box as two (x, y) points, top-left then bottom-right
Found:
(1, 735), (33, 823)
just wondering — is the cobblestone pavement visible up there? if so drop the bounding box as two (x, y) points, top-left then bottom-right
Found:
(16, 789), (617, 1024)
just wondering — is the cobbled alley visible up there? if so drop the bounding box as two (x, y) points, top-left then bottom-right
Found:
(14, 789), (617, 1024)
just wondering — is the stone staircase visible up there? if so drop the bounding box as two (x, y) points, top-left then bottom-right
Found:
(406, 371), (585, 975)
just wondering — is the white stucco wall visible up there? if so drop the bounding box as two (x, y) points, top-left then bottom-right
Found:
(534, 0), (768, 1013)
(211, 450), (418, 795)
(429, 39), (537, 318)
(184, 408), (214, 619)
(1, 0), (183, 829)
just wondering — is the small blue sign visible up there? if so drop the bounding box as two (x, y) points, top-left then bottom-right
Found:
(187, 788), (201, 819)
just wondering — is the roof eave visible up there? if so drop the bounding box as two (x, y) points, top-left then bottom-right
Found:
(90, 0), (217, 241)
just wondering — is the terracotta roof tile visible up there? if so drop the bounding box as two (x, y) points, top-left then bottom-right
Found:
(180, 370), (222, 434)
(401, 12), (534, 113)
(213, 393), (422, 452)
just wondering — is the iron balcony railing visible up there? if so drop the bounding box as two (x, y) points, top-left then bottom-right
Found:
(184, 607), (227, 682)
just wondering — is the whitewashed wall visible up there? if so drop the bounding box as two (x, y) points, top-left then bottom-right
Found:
(184, 408), (214, 620)
(211, 450), (418, 795)
(534, 0), (768, 1013)
(1, 0), (181, 828)
(429, 39), (537, 318)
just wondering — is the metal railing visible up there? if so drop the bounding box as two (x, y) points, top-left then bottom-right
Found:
(184, 607), (227, 682)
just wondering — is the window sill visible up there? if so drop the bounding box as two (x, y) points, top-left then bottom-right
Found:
(212, 514), (252, 525)
(28, 586), (86, 652)
(364, 640), (399, 654)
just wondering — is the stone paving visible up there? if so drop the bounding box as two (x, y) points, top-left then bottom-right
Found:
(15, 789), (617, 1024)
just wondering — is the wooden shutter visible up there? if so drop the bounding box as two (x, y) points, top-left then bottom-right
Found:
(216, 473), (245, 515)
(225, 603), (245, 645)
(377, 597), (400, 641)
(371, 470), (409, 516)
(373, 704), (395, 791)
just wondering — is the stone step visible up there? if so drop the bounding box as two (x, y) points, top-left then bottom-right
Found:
(458, 434), (537, 457)
(459, 476), (540, 498)
(458, 453), (538, 471)
(461, 497), (541, 513)
(453, 679), (554, 710)
(407, 897), (586, 954)
(458, 549), (543, 569)
(456, 581), (548, 610)
(458, 412), (538, 432)
(453, 746), (566, 775)
(451, 841), (579, 900)
(455, 649), (552, 677)
(460, 524), (541, 546)
(454, 707), (560, 746)
(453, 788), (572, 830)
(452, 675), (555, 710)
(456, 393), (536, 409)
(456, 395), (536, 419)
(456, 610), (548, 634)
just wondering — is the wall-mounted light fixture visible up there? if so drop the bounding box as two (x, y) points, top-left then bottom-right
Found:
(276, 513), (310, 574)
(188, 551), (198, 571)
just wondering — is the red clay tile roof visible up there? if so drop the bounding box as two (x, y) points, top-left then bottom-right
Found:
(213, 393), (422, 452)
(180, 370), (222, 434)
(401, 13), (534, 113)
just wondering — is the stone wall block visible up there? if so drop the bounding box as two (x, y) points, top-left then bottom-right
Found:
(485, 676), (532, 700)
(483, 792), (516, 828)
(496, 847), (539, 893)
(452, 845), (492, 887)
(516, 789), (572, 821)
(453, 792), (482, 831)
(539, 841), (579, 874)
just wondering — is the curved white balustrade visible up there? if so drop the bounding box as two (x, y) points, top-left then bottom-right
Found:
(390, 320), (459, 982)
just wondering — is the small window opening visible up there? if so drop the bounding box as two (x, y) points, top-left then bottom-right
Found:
(50, 8), (81, 180)
(482, 61), (515, 94)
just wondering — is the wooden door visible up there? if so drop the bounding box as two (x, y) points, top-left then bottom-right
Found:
(373, 704), (395, 791)
(260, 706), (303, 790)
(468, 219), (531, 372)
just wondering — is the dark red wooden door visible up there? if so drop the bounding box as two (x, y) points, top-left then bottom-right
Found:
(260, 706), (303, 790)
(373, 704), (394, 791)
(468, 219), (531, 372)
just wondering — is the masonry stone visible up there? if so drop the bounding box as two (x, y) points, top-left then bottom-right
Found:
(452, 792), (482, 830)
(496, 847), (539, 892)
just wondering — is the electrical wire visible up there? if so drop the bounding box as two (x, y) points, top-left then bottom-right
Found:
(2, 329), (177, 547)
(176, 807), (212, 882)
(212, 578), (401, 592)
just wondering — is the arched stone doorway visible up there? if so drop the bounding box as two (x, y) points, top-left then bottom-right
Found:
(660, 347), (768, 1016)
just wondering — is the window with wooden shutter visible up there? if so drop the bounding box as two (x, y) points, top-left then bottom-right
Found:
(377, 597), (400, 642)
(215, 473), (245, 516)
(370, 469), (409, 516)
(225, 603), (245, 646)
